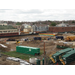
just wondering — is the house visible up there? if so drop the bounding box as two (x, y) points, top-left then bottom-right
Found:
(0, 22), (7, 26)
(32, 24), (49, 33)
(56, 22), (69, 27)
(21, 24), (33, 34)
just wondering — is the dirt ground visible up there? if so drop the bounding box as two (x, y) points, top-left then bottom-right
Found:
(0, 33), (75, 65)
(0, 55), (20, 65)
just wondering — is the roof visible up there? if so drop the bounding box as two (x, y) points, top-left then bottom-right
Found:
(32, 24), (48, 27)
(0, 25), (17, 30)
(17, 46), (40, 49)
(56, 22), (68, 27)
(22, 24), (32, 28)
(53, 48), (73, 56)
(62, 49), (75, 58)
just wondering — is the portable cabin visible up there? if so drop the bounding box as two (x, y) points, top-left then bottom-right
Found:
(16, 46), (40, 55)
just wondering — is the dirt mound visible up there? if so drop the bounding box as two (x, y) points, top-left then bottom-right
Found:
(0, 43), (11, 52)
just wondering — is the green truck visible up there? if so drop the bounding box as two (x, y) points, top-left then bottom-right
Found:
(60, 49), (75, 65)
(50, 48), (73, 63)
(57, 45), (69, 49)
(16, 46), (40, 55)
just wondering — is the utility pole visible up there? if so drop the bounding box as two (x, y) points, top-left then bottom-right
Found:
(44, 42), (46, 55)
(44, 42), (46, 65)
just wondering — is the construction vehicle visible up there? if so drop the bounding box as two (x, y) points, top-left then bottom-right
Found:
(50, 48), (73, 64)
(60, 49), (75, 65)
(16, 39), (20, 44)
(65, 36), (75, 41)
(40, 40), (75, 65)
(56, 41), (73, 49)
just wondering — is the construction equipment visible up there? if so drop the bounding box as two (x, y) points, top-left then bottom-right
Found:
(65, 36), (75, 41)
(60, 49), (75, 65)
(56, 41), (73, 49)
(50, 48), (73, 64)
(16, 40), (20, 44)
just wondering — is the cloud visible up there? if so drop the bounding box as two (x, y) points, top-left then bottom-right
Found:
(0, 9), (75, 21)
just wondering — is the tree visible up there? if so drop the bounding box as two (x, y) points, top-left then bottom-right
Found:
(16, 22), (21, 25)
(50, 22), (56, 26)
(72, 21), (75, 23)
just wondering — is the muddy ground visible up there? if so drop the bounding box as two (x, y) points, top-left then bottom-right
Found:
(0, 55), (20, 65)
(0, 33), (75, 65)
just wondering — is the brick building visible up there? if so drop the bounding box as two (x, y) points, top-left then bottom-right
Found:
(49, 26), (75, 33)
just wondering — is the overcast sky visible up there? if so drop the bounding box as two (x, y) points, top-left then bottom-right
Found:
(0, 9), (75, 22)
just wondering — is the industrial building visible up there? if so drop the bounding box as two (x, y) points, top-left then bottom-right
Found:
(0, 25), (19, 36)
(49, 22), (75, 33)
(32, 24), (49, 33)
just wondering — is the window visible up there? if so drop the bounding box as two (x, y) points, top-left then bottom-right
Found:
(0, 31), (2, 33)
(8, 31), (10, 32)
(3, 31), (7, 33)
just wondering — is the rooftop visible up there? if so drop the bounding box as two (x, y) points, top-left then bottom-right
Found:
(32, 24), (48, 27)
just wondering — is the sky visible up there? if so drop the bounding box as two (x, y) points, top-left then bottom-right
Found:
(0, 9), (75, 22)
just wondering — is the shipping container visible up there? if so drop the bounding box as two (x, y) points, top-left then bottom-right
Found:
(55, 36), (64, 40)
(34, 37), (41, 40)
(50, 48), (73, 63)
(57, 45), (69, 49)
(16, 46), (40, 55)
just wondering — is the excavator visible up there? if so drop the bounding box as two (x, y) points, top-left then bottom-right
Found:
(16, 39), (20, 44)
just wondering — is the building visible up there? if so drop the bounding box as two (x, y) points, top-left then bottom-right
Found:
(0, 23), (7, 26)
(49, 26), (75, 33)
(56, 22), (69, 27)
(32, 24), (49, 33)
(0, 25), (19, 37)
(21, 24), (33, 34)
(49, 22), (75, 33)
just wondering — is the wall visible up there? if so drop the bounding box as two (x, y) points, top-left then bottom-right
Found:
(49, 26), (75, 32)
(0, 29), (19, 34)
(23, 28), (33, 32)
(32, 25), (49, 32)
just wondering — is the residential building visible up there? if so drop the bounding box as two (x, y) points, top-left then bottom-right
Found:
(21, 24), (33, 34)
(32, 24), (49, 33)
(0, 22), (7, 26)
(56, 22), (69, 27)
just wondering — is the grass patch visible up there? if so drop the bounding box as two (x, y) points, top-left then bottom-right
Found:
(1, 51), (35, 60)
(1, 50), (44, 60)
(40, 50), (44, 55)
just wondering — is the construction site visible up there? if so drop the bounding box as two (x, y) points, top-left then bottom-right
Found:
(0, 32), (75, 65)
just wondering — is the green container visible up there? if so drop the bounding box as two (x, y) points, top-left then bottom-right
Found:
(36, 59), (40, 65)
(57, 45), (69, 49)
(51, 48), (73, 63)
(16, 46), (40, 55)
(61, 49), (75, 65)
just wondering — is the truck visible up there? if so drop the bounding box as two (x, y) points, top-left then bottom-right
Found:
(55, 36), (64, 40)
(50, 48), (73, 63)
(65, 36), (75, 41)
(60, 49), (75, 65)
